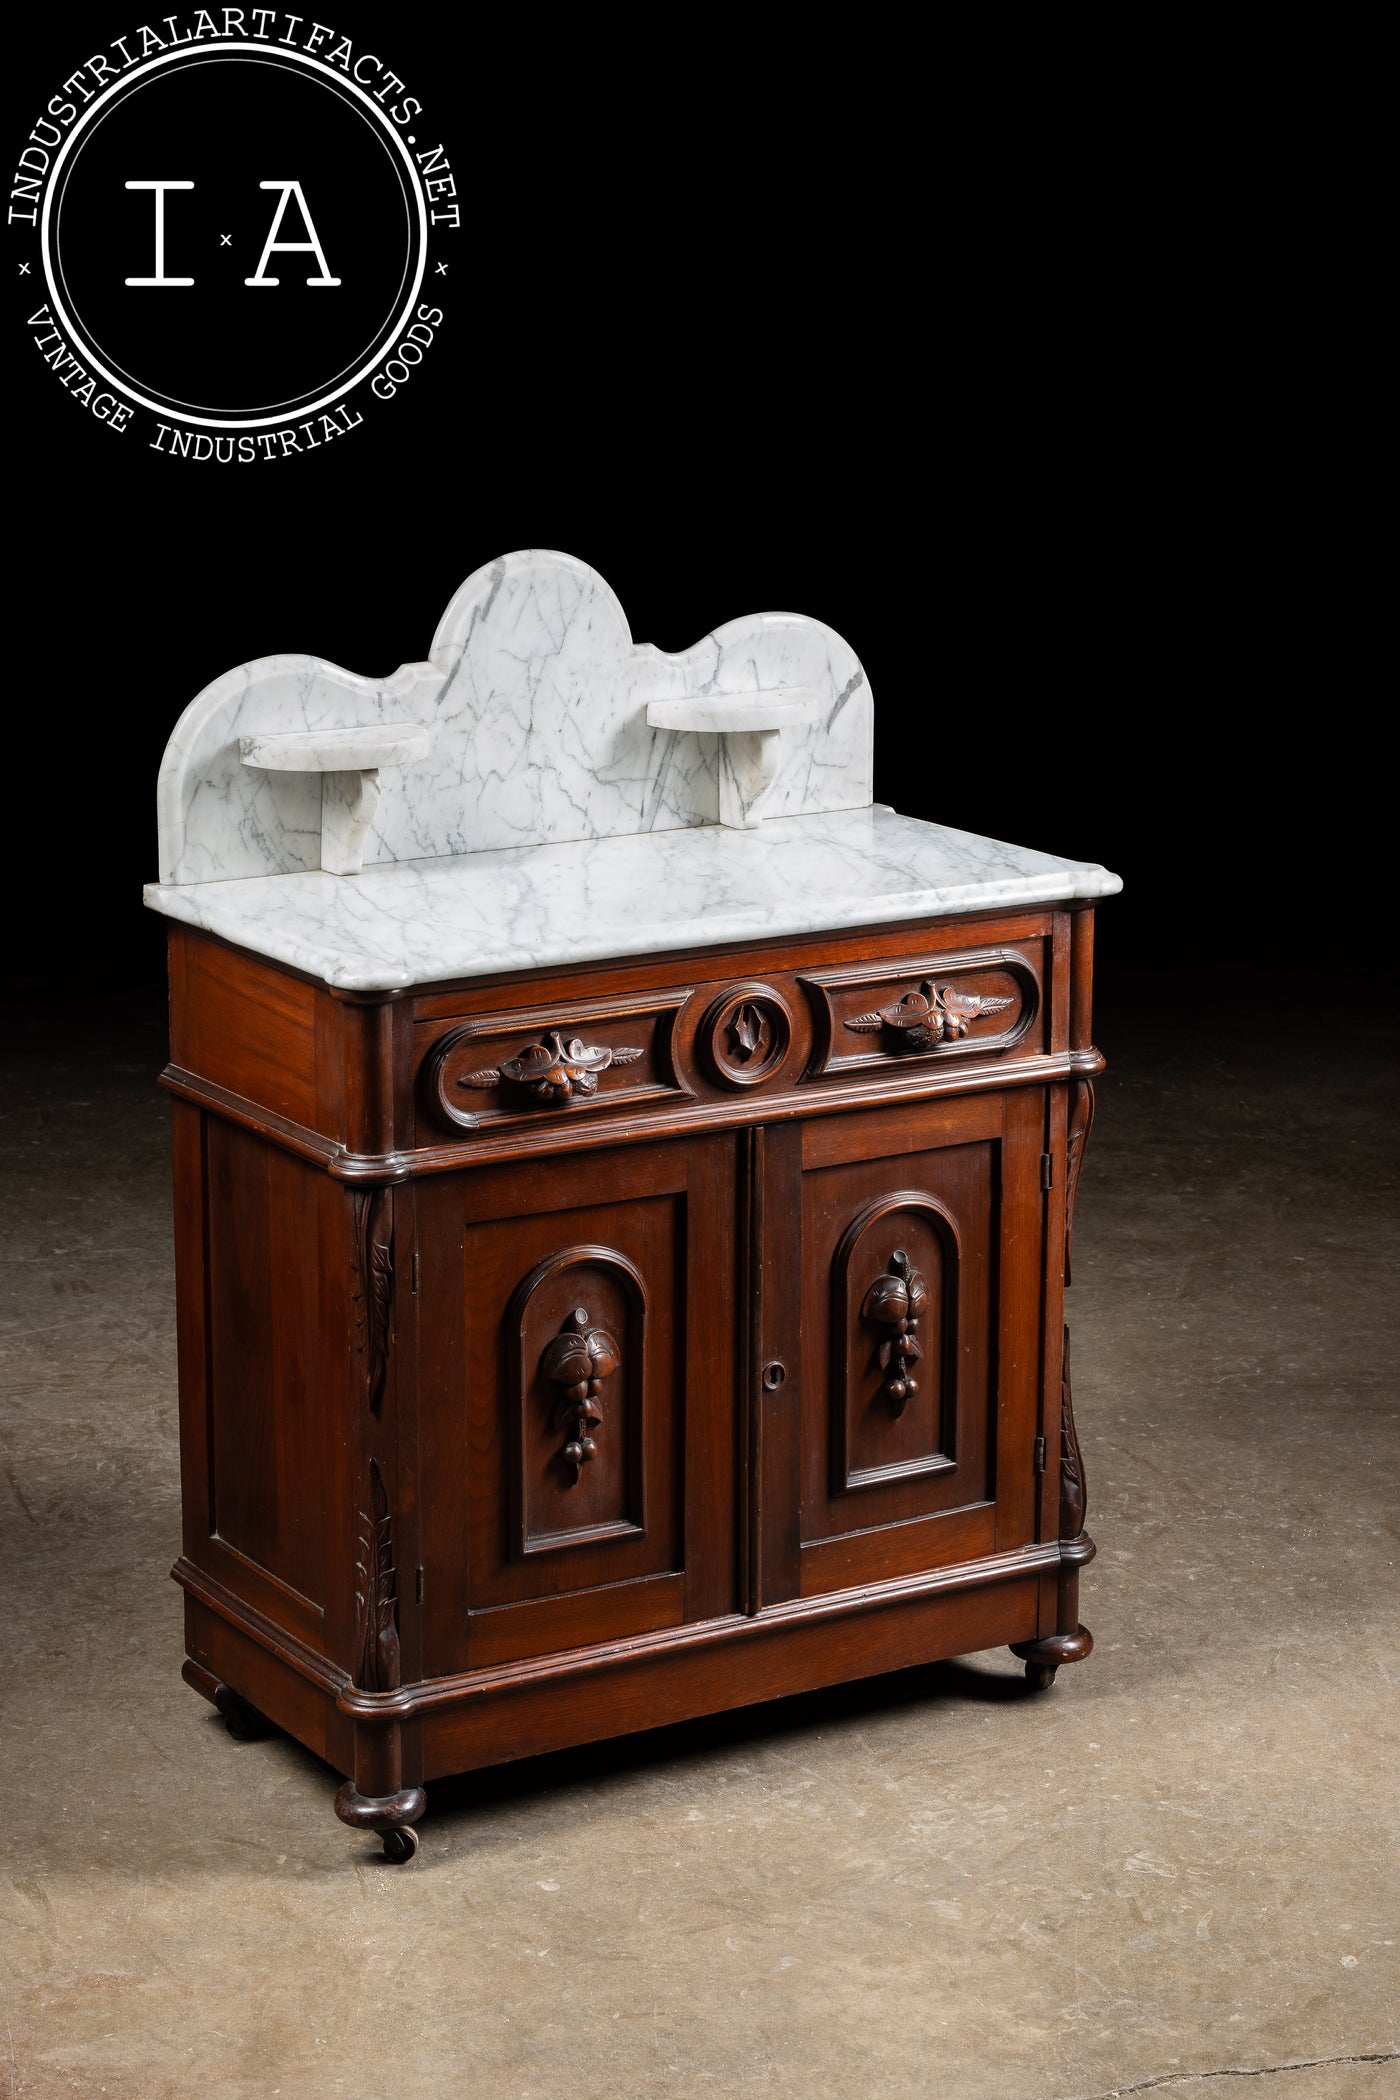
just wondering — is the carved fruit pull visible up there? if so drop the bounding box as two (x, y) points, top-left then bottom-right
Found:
(845, 980), (1013, 1052)
(862, 1249), (928, 1415)
(459, 1029), (643, 1103)
(540, 1307), (621, 1479)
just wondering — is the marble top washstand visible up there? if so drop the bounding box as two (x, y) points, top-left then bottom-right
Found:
(144, 550), (1121, 990)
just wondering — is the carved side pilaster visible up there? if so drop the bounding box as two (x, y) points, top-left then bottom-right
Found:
(353, 1457), (401, 1694)
(1059, 1324), (1087, 1541)
(351, 1187), (393, 1416)
(1064, 1078), (1096, 1286)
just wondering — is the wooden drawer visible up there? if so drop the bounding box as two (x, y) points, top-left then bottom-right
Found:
(799, 943), (1041, 1083)
(420, 984), (695, 1136)
(411, 917), (1059, 1153)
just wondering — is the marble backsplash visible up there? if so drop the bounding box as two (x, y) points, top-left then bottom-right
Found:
(157, 550), (873, 885)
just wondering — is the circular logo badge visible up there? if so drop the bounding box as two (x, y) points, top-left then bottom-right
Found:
(44, 45), (425, 426)
(14, 22), (452, 456)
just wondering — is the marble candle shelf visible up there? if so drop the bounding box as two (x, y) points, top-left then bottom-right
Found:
(238, 724), (430, 876)
(645, 691), (822, 828)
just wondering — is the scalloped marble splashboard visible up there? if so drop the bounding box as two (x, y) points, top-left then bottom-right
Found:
(157, 550), (873, 885)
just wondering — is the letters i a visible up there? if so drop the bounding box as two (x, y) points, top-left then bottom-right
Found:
(124, 180), (340, 287)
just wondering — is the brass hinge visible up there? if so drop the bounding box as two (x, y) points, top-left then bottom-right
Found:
(1034, 1435), (1047, 1473)
(1040, 1153), (1053, 1190)
(411, 1253), (420, 1294)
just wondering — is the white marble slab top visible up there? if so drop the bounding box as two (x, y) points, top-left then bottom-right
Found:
(144, 805), (1121, 993)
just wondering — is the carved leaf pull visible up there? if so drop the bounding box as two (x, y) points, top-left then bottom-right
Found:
(458, 1029), (644, 1103)
(353, 1456), (400, 1694)
(540, 1307), (621, 1479)
(846, 979), (1014, 1052)
(862, 1248), (927, 1415)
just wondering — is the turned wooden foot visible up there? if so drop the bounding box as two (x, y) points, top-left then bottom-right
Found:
(1011, 1623), (1094, 1690)
(334, 1782), (428, 1864)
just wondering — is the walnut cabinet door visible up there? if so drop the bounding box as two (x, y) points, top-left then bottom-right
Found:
(751, 1088), (1046, 1604)
(414, 1134), (738, 1672)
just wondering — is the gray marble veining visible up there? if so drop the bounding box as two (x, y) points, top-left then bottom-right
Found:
(157, 551), (872, 884)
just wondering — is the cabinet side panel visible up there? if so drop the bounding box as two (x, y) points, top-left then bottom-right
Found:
(201, 1118), (327, 1626)
(170, 928), (318, 1128)
(171, 1098), (214, 1556)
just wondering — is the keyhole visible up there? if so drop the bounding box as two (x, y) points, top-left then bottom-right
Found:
(762, 1360), (786, 1392)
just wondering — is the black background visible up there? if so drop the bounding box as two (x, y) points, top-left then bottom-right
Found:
(4, 11), (1380, 1027)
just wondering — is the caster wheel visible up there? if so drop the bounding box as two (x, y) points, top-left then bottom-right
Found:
(214, 1686), (269, 1740)
(381, 1825), (419, 1865)
(1025, 1662), (1058, 1692)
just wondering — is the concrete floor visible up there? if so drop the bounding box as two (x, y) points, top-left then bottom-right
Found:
(1, 994), (1396, 2100)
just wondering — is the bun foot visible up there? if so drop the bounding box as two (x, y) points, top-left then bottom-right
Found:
(334, 1781), (427, 1864)
(214, 1684), (272, 1740)
(1011, 1623), (1094, 1692)
(182, 1658), (272, 1740)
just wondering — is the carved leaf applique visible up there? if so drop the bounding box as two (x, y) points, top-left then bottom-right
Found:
(1059, 1324), (1087, 1540)
(354, 1457), (400, 1693)
(729, 1004), (767, 1060)
(351, 1189), (393, 1417)
(461, 1064), (503, 1088)
(1064, 1079), (1096, 1285)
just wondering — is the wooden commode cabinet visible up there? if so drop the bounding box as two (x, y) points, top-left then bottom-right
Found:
(163, 902), (1105, 1862)
(148, 549), (1118, 1860)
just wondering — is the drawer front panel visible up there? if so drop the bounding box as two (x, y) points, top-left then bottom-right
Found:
(422, 985), (692, 1136)
(410, 917), (1058, 1155)
(801, 946), (1040, 1081)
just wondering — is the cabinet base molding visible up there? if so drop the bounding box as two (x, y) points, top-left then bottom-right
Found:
(177, 1536), (1096, 1848)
